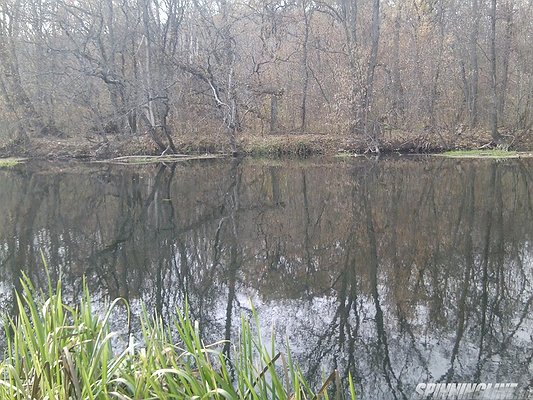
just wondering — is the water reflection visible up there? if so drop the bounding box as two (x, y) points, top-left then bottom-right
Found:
(1, 157), (533, 399)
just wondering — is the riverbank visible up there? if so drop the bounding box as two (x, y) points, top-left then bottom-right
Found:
(0, 127), (530, 161)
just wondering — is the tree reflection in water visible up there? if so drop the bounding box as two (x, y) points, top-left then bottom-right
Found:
(1, 158), (532, 399)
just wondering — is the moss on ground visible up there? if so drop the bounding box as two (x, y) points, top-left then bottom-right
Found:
(104, 154), (222, 165)
(439, 149), (524, 158)
(0, 157), (25, 167)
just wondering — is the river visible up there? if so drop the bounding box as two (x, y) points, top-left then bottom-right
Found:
(1, 156), (532, 399)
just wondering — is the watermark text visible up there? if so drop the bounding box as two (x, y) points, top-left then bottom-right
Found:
(414, 382), (518, 399)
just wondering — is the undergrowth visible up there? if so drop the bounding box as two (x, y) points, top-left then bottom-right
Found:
(0, 275), (356, 399)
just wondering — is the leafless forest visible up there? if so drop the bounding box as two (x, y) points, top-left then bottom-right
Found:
(0, 0), (532, 154)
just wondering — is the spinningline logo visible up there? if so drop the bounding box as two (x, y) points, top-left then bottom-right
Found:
(414, 382), (519, 399)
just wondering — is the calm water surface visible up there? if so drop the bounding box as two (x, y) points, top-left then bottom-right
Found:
(1, 157), (533, 399)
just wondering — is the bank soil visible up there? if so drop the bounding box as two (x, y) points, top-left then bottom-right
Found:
(0, 127), (530, 161)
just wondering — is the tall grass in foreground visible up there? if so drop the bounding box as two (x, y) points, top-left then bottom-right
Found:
(0, 276), (356, 399)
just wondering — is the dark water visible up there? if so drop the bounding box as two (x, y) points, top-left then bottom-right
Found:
(1, 157), (533, 399)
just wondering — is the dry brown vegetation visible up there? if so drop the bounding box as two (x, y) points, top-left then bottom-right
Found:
(0, 0), (532, 158)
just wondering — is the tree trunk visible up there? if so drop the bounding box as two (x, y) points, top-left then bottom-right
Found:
(489, 0), (500, 141)
(141, 0), (176, 153)
(0, 32), (44, 139)
(428, 0), (445, 129)
(270, 93), (279, 134)
(469, 0), (480, 127)
(300, 0), (311, 132)
(340, 0), (359, 134)
(498, 0), (513, 121)
(391, 4), (404, 122)
(361, 0), (380, 137)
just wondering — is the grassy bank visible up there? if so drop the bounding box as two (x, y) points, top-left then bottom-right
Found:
(0, 276), (355, 399)
(1, 126), (530, 161)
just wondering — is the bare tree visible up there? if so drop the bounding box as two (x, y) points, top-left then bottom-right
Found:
(0, 0), (47, 140)
(0, 0), (531, 151)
